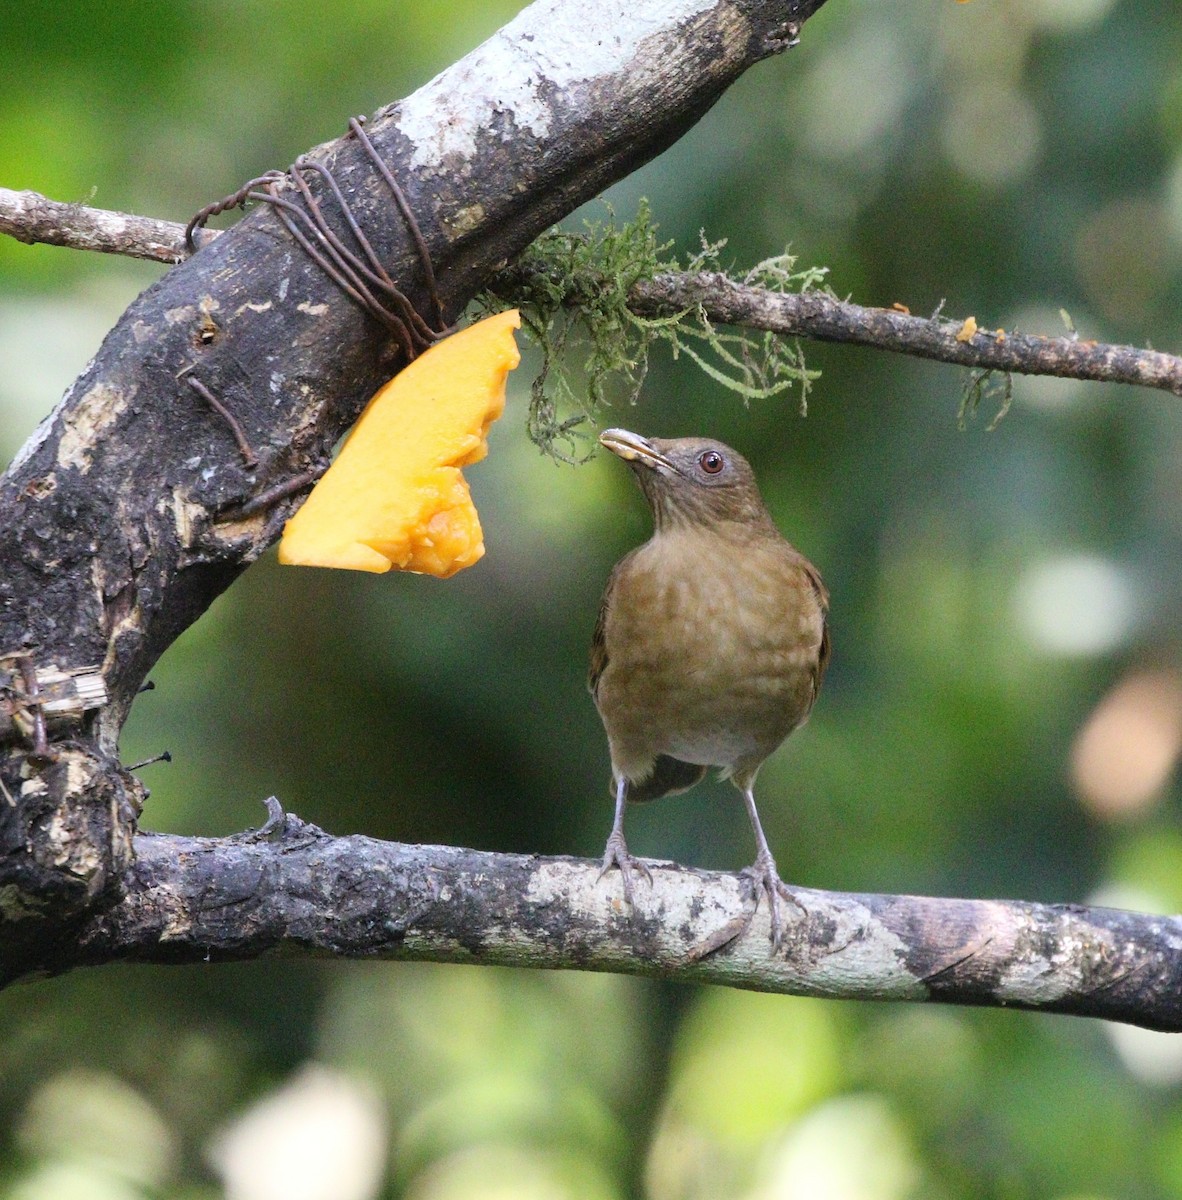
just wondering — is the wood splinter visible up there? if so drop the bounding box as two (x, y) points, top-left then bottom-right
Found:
(0, 657), (109, 746)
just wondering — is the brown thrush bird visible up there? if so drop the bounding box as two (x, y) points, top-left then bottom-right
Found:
(589, 428), (830, 948)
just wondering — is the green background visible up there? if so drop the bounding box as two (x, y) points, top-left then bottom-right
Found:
(4, 0), (1182, 1197)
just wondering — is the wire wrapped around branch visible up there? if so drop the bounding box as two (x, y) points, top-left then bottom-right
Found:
(185, 118), (447, 359)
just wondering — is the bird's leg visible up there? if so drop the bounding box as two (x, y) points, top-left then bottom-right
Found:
(738, 783), (803, 951)
(598, 775), (653, 906)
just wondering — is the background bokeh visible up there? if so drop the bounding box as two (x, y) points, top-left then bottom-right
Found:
(4, 0), (1182, 1196)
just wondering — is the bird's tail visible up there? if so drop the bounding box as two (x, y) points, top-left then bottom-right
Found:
(622, 755), (708, 803)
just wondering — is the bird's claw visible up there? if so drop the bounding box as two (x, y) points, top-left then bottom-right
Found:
(598, 832), (653, 907)
(740, 849), (804, 953)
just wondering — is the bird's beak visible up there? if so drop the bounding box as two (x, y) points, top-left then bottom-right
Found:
(599, 428), (670, 472)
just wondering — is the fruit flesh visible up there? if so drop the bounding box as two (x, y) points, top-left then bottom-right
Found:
(278, 309), (520, 576)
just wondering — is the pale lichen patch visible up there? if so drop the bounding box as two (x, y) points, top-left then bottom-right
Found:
(30, 750), (105, 885)
(778, 894), (926, 999)
(236, 299), (274, 316)
(171, 487), (203, 547)
(46, 805), (101, 877)
(104, 622), (145, 682)
(62, 748), (93, 798)
(527, 857), (665, 919)
(394, 0), (716, 172)
(159, 889), (195, 941)
(996, 954), (1072, 1004)
(57, 382), (130, 473)
(211, 512), (268, 543)
(445, 203), (486, 239)
(526, 858), (746, 952)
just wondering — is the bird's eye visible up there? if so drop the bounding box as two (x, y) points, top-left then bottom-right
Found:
(698, 449), (725, 475)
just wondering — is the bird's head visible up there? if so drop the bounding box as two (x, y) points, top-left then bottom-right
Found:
(599, 428), (775, 533)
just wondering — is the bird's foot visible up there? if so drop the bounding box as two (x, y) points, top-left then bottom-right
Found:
(740, 849), (805, 953)
(598, 831), (653, 907)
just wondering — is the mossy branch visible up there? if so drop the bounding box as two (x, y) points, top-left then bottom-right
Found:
(479, 202), (1182, 456)
(4, 188), (1182, 454)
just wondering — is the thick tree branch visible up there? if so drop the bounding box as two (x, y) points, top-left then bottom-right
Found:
(0, 0), (827, 915)
(9, 800), (1178, 1031)
(3, 193), (1181, 400)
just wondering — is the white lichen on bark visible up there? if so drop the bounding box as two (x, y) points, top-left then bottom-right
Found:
(392, 0), (716, 170)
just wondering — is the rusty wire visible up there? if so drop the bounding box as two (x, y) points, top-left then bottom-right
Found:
(177, 366), (259, 469)
(185, 116), (447, 358)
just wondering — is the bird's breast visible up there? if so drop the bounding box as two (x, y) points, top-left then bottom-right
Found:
(597, 527), (825, 773)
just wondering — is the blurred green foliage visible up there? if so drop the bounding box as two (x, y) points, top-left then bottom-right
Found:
(4, 0), (1182, 1197)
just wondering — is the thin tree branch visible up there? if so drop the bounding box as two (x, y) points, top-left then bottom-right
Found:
(12, 799), (1178, 1032)
(0, 187), (202, 264)
(3, 187), (1179, 399)
(630, 272), (1182, 397)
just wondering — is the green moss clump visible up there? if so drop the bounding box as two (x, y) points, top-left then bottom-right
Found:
(478, 200), (825, 462)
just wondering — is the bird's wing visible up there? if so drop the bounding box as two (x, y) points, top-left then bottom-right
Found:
(588, 556), (623, 700)
(589, 544), (650, 700)
(800, 558), (831, 698)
